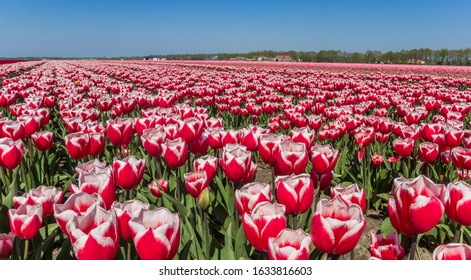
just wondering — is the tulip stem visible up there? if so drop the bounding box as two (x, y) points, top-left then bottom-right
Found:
(155, 156), (162, 179)
(453, 224), (462, 243)
(45, 217), (49, 238)
(271, 166), (276, 195)
(203, 210), (210, 259)
(23, 239), (29, 260)
(21, 161), (29, 193)
(408, 233), (418, 260)
(127, 241), (132, 260)
(327, 254), (340, 260)
(44, 150), (50, 186)
(176, 169), (181, 202)
(292, 215), (298, 229)
(232, 181), (240, 233)
(313, 190), (321, 212)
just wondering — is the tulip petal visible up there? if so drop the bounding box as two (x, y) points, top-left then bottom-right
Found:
(409, 196), (444, 233)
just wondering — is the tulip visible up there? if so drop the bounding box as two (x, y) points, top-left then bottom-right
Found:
(163, 124), (180, 140)
(184, 171), (209, 198)
(235, 182), (272, 215)
(113, 156), (145, 190)
(369, 231), (405, 260)
(330, 183), (366, 213)
(290, 127), (315, 150)
(433, 243), (471, 260)
(128, 208), (180, 260)
(275, 174), (314, 215)
(0, 232), (15, 259)
(1, 120), (25, 141)
(17, 115), (41, 137)
(275, 141), (308, 176)
(372, 154), (384, 165)
(88, 132), (105, 156)
(310, 144), (339, 175)
(193, 155), (218, 181)
(44, 96), (56, 108)
(31, 131), (54, 151)
(13, 185), (63, 217)
(421, 123), (444, 142)
(451, 147), (471, 170)
(392, 137), (415, 157)
(444, 126), (463, 148)
(268, 229), (311, 260)
(141, 127), (166, 157)
(242, 202), (286, 252)
(54, 192), (106, 236)
(71, 167), (116, 209)
(220, 144), (252, 183)
(258, 134), (286, 165)
(443, 181), (471, 226)
(67, 205), (120, 260)
(112, 200), (150, 241)
(148, 178), (169, 197)
(241, 127), (262, 151)
(161, 138), (188, 169)
(0, 137), (24, 169)
(220, 129), (240, 146)
(106, 117), (134, 147)
(64, 132), (90, 160)
(311, 197), (366, 255)
(9, 203), (43, 240)
(75, 158), (107, 175)
(135, 117), (155, 136)
(418, 142), (439, 163)
(388, 175), (444, 236)
(310, 170), (333, 191)
(241, 160), (258, 184)
(188, 130), (209, 155)
(178, 117), (202, 144)
(207, 127), (224, 150)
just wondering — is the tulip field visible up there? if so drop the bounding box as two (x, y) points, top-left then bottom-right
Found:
(2, 60), (471, 260)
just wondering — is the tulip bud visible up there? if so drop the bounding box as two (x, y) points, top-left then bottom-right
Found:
(198, 188), (211, 210)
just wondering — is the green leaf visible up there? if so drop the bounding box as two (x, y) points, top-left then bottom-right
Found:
(34, 230), (59, 260)
(214, 176), (229, 212)
(234, 224), (248, 259)
(0, 205), (10, 233)
(160, 189), (189, 217)
(380, 217), (395, 237)
(436, 223), (454, 241)
(376, 193), (393, 201)
(224, 223), (236, 260)
(3, 178), (17, 209)
(178, 239), (193, 260)
(56, 238), (73, 260)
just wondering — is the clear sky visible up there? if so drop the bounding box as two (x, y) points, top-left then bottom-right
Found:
(0, 0), (470, 57)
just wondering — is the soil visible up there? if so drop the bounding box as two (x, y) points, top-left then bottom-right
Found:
(254, 167), (434, 260)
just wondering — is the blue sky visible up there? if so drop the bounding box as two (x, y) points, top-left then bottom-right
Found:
(0, 0), (470, 57)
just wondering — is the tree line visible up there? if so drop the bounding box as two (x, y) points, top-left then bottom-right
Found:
(156, 48), (471, 66)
